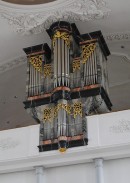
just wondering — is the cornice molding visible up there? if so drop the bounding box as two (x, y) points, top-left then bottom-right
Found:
(0, 0), (110, 35)
(0, 56), (26, 74)
(0, 143), (130, 173)
(105, 31), (130, 42)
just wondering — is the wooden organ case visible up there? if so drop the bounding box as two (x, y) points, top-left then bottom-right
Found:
(23, 21), (112, 152)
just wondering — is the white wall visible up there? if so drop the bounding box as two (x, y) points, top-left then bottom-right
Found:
(0, 110), (130, 163)
(104, 158), (130, 183)
(0, 124), (39, 161)
(46, 163), (95, 183)
(0, 170), (36, 183)
(0, 110), (130, 183)
(0, 158), (130, 183)
(46, 158), (130, 183)
(87, 109), (130, 147)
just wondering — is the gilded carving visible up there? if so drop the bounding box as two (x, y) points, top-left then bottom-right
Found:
(72, 59), (80, 72)
(73, 102), (82, 118)
(54, 104), (71, 117)
(43, 108), (52, 122)
(29, 55), (42, 72)
(53, 31), (70, 47)
(43, 64), (52, 77)
(82, 43), (96, 64)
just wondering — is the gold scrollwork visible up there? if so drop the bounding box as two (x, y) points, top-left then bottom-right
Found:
(53, 31), (70, 48)
(29, 55), (42, 72)
(82, 43), (96, 64)
(72, 59), (80, 72)
(54, 104), (71, 117)
(43, 108), (52, 122)
(43, 64), (52, 78)
(73, 102), (82, 118)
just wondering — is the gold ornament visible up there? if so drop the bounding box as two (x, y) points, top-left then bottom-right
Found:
(82, 43), (96, 64)
(43, 108), (52, 122)
(73, 102), (82, 118)
(54, 104), (71, 117)
(72, 59), (80, 72)
(53, 31), (70, 48)
(29, 55), (42, 72)
(43, 64), (52, 78)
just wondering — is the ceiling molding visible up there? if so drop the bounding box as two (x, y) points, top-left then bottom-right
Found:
(109, 79), (130, 88)
(109, 52), (130, 88)
(0, 0), (110, 35)
(1, 50), (130, 75)
(105, 32), (130, 42)
(0, 56), (26, 74)
(111, 52), (130, 63)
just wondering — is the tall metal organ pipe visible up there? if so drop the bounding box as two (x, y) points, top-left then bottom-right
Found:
(53, 36), (70, 87)
(51, 26), (71, 152)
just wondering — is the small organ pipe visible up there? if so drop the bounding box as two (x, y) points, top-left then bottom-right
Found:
(64, 43), (66, 86)
(58, 38), (61, 86)
(54, 39), (57, 87)
(91, 52), (94, 84)
(84, 57), (87, 85)
(67, 45), (70, 87)
(88, 56), (90, 85)
(90, 54), (92, 84)
(62, 39), (65, 85)
(39, 70), (41, 95)
(94, 48), (97, 84)
(31, 64), (33, 96)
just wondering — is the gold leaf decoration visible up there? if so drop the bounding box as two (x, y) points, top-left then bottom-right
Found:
(73, 102), (82, 118)
(54, 104), (71, 117)
(72, 59), (80, 72)
(43, 64), (51, 78)
(53, 31), (70, 48)
(43, 108), (52, 122)
(82, 43), (96, 64)
(29, 55), (42, 72)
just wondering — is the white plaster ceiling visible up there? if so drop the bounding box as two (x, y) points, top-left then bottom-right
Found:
(2, 0), (55, 5)
(0, 0), (130, 129)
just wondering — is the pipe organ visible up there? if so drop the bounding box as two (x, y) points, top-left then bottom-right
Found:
(23, 21), (112, 152)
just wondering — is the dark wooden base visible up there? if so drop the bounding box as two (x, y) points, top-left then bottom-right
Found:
(23, 85), (112, 111)
(38, 136), (88, 152)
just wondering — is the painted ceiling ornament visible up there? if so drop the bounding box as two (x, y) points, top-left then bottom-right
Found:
(0, 0), (110, 35)
(104, 31), (130, 41)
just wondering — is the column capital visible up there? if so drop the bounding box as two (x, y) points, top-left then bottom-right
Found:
(94, 158), (104, 168)
(35, 166), (45, 175)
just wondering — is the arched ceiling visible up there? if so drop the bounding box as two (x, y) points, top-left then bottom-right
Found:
(2, 0), (55, 5)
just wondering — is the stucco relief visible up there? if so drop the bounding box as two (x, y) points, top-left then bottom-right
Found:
(0, 56), (26, 74)
(0, 137), (20, 150)
(0, 0), (110, 34)
(109, 119), (130, 133)
(105, 32), (130, 41)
